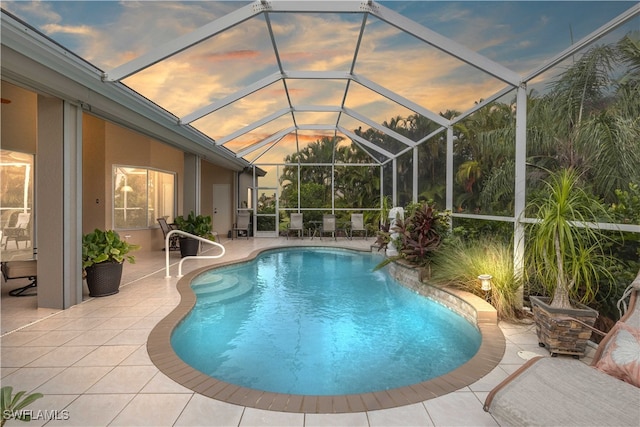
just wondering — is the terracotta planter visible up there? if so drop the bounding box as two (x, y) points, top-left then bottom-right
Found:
(179, 237), (199, 258)
(530, 295), (598, 358)
(85, 261), (123, 297)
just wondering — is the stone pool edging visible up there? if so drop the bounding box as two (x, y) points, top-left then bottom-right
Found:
(147, 246), (506, 414)
(386, 261), (498, 326)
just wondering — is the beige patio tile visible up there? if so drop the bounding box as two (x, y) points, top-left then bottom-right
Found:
(27, 346), (97, 367)
(20, 317), (74, 331)
(141, 371), (193, 394)
(73, 345), (139, 367)
(105, 328), (150, 345)
(55, 317), (109, 331)
(109, 393), (192, 426)
(98, 316), (144, 330)
(0, 366), (65, 394)
(367, 403), (434, 426)
(468, 366), (510, 392)
(423, 391), (499, 426)
(305, 412), (369, 427)
(35, 366), (112, 394)
(44, 393), (134, 426)
(65, 329), (121, 346)
(239, 407), (304, 427)
(119, 345), (154, 366)
(174, 394), (244, 427)
(1, 329), (47, 346)
(12, 393), (79, 427)
(22, 330), (83, 347)
(86, 365), (158, 393)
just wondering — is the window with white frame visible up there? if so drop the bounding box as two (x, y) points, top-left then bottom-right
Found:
(113, 166), (175, 229)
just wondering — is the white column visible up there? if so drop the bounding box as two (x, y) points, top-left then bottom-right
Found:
(446, 126), (454, 214)
(413, 146), (418, 203)
(392, 158), (398, 207)
(513, 83), (527, 309)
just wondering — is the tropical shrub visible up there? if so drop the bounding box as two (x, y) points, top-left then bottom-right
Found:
(609, 183), (640, 224)
(375, 201), (450, 269)
(396, 202), (451, 267)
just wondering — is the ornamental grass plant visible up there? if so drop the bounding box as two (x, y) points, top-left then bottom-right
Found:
(430, 237), (523, 321)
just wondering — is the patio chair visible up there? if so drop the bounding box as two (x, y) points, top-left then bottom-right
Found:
(2, 212), (31, 250)
(349, 213), (367, 240)
(0, 209), (20, 230)
(1, 259), (37, 296)
(287, 213), (304, 239)
(484, 269), (640, 426)
(319, 214), (337, 240)
(157, 217), (180, 251)
(232, 211), (251, 240)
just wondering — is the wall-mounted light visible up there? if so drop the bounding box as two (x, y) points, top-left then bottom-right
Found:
(478, 274), (492, 301)
(121, 185), (133, 192)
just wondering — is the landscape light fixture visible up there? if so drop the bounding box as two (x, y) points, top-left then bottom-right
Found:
(478, 274), (492, 301)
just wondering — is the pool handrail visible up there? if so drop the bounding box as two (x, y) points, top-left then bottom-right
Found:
(164, 229), (225, 278)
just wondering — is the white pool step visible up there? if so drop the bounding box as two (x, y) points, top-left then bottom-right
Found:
(192, 274), (253, 305)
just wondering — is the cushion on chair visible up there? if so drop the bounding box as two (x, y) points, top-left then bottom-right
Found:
(3, 260), (37, 279)
(595, 321), (640, 387)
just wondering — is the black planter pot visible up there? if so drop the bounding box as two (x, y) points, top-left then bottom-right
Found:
(179, 237), (199, 258)
(85, 261), (123, 297)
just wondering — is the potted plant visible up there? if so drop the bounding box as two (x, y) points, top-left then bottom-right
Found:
(173, 211), (215, 258)
(526, 168), (615, 357)
(82, 229), (139, 297)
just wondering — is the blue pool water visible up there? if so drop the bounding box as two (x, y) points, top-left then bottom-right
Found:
(171, 248), (481, 396)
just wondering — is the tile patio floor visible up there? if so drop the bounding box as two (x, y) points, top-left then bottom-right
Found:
(1, 237), (576, 426)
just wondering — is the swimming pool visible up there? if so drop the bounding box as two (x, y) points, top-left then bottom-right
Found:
(170, 248), (481, 396)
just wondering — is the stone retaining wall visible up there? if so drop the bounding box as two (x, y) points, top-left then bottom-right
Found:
(387, 261), (497, 326)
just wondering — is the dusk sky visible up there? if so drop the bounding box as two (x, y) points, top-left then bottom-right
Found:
(4, 1), (638, 163)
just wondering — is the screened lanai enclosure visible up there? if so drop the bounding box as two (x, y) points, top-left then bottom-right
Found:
(3, 1), (640, 243)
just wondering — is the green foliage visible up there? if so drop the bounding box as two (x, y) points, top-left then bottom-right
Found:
(609, 183), (640, 224)
(526, 168), (617, 309)
(173, 211), (215, 239)
(377, 201), (450, 268)
(450, 217), (513, 244)
(279, 136), (381, 213)
(431, 237), (522, 321)
(1, 386), (44, 426)
(82, 229), (139, 269)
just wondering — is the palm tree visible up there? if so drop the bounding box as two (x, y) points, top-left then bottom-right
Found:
(475, 32), (640, 212)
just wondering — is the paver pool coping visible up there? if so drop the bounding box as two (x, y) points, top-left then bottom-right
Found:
(147, 245), (506, 414)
